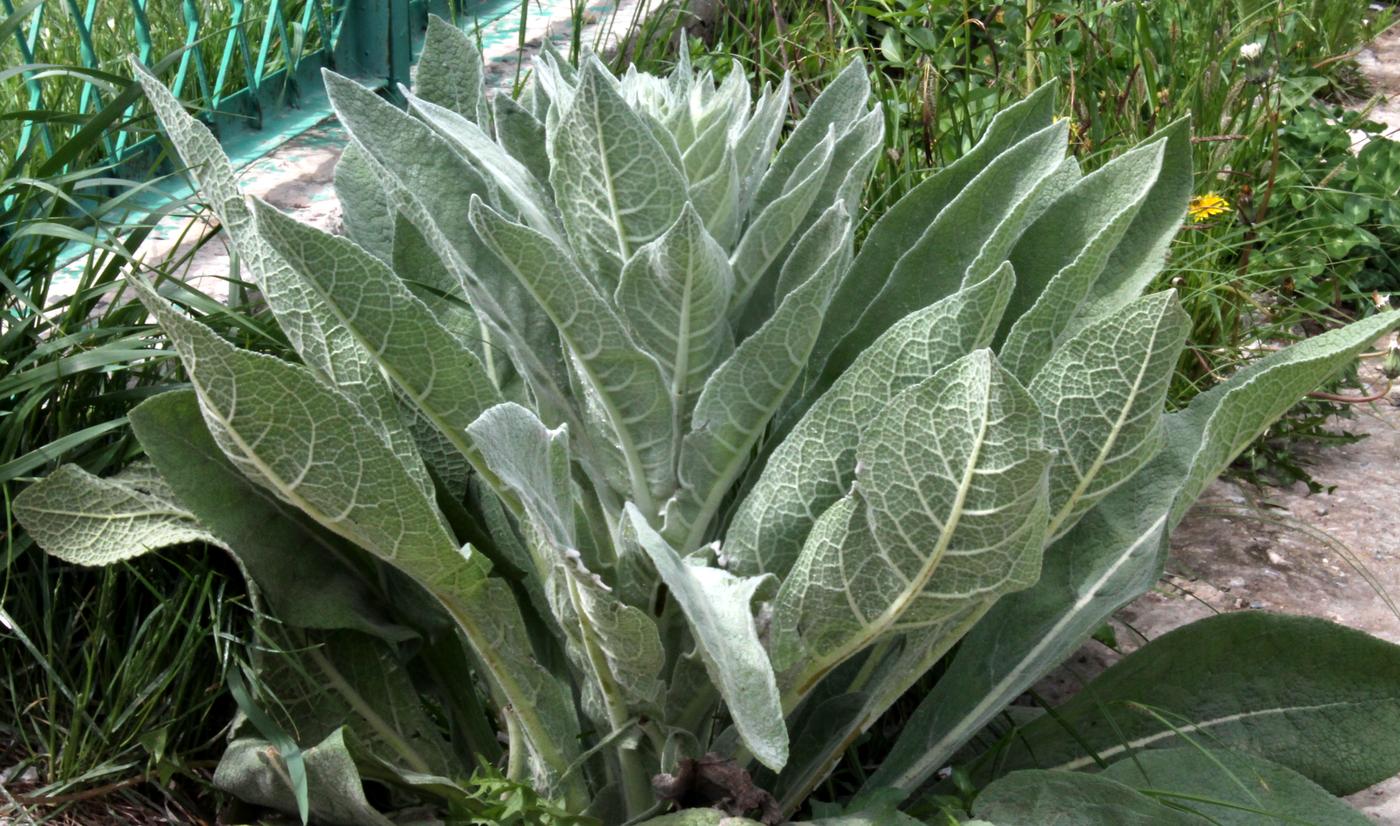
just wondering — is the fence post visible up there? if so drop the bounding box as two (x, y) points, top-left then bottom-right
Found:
(333, 0), (417, 98)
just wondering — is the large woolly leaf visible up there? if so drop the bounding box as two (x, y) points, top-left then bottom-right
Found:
(1164, 309), (1400, 524)
(468, 404), (665, 714)
(665, 207), (851, 550)
(493, 92), (550, 184)
(813, 84), (1055, 375)
(733, 75), (791, 208)
(729, 129), (835, 314)
(771, 350), (1050, 700)
(807, 103), (1066, 394)
(750, 60), (869, 215)
(413, 15), (489, 126)
(724, 263), (1014, 579)
(549, 58), (688, 292)
(14, 462), (222, 565)
(405, 92), (557, 238)
(972, 770), (1201, 825)
(130, 60), (430, 499)
(1030, 291), (1188, 540)
(129, 390), (409, 640)
(991, 612), (1400, 796)
(323, 71), (571, 420)
(625, 506), (786, 772)
(615, 204), (736, 413)
(1100, 748), (1370, 825)
(1078, 118), (1193, 322)
(334, 142), (396, 262)
(251, 198), (503, 470)
(129, 278), (583, 797)
(128, 277), (474, 591)
(860, 309), (1400, 802)
(469, 200), (676, 510)
(997, 138), (1168, 381)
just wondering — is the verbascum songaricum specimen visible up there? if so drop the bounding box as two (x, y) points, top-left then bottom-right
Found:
(18, 19), (1400, 825)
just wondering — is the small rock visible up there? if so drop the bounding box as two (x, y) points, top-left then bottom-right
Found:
(1266, 550), (1287, 566)
(1228, 577), (1246, 589)
(1315, 505), (1330, 517)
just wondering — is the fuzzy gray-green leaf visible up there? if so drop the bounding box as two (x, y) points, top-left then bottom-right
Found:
(724, 263), (1014, 579)
(470, 200), (676, 510)
(14, 462), (222, 566)
(414, 15), (489, 126)
(625, 505), (786, 772)
(1030, 291), (1188, 540)
(772, 350), (1050, 699)
(252, 198), (504, 469)
(549, 58), (688, 292)
(616, 204), (736, 413)
(666, 209), (850, 549)
(998, 138), (1167, 381)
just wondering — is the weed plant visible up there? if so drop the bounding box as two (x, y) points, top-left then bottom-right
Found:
(0, 52), (291, 820)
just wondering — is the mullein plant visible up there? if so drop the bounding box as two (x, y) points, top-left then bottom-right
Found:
(18, 17), (1400, 825)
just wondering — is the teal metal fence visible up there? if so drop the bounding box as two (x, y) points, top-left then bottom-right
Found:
(2, 0), (494, 171)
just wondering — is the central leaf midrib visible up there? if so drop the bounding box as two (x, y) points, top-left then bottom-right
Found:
(1046, 306), (1166, 538)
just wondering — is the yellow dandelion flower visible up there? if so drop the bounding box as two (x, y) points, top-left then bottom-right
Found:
(1187, 193), (1231, 223)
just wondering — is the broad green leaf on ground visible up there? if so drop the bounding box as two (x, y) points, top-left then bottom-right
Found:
(810, 84), (1056, 389)
(414, 15), (489, 126)
(215, 728), (392, 826)
(1101, 748), (1370, 825)
(771, 350), (1049, 701)
(625, 505), (786, 772)
(1030, 291), (1188, 540)
(992, 612), (1400, 796)
(809, 119), (1069, 395)
(130, 60), (430, 499)
(129, 390), (410, 640)
(14, 462), (222, 565)
(997, 139), (1167, 382)
(665, 212), (850, 550)
(548, 58), (688, 292)
(860, 309), (1400, 803)
(469, 200), (676, 510)
(724, 263), (1014, 579)
(334, 142), (395, 262)
(972, 770), (1201, 825)
(615, 204), (736, 413)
